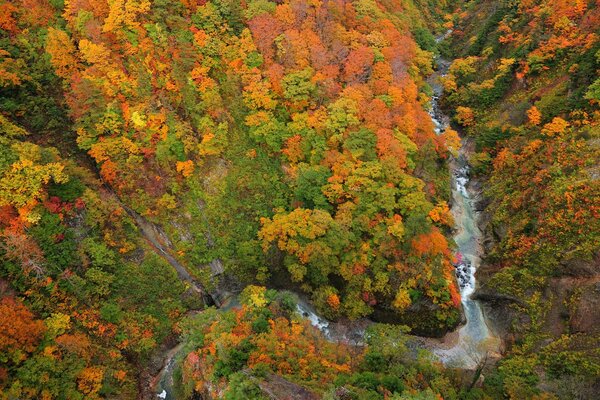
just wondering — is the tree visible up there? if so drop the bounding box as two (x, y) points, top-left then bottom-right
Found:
(585, 78), (600, 102)
(0, 154), (68, 223)
(259, 208), (337, 263)
(0, 297), (45, 359)
(1, 230), (46, 276)
(77, 366), (104, 396)
(282, 68), (316, 103)
(541, 117), (569, 136)
(526, 106), (542, 126)
(455, 106), (475, 127)
(176, 160), (195, 178)
(248, 13), (282, 61)
(0, 2), (18, 34)
(46, 28), (79, 79)
(78, 40), (111, 66)
(364, 323), (411, 365)
(103, 0), (151, 33)
(411, 228), (449, 257)
(441, 128), (461, 157)
(294, 165), (331, 209)
(239, 285), (268, 309)
(343, 46), (374, 83)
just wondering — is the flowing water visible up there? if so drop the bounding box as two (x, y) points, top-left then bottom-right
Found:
(291, 48), (501, 367)
(296, 300), (331, 337)
(151, 35), (500, 397)
(427, 44), (500, 369)
(154, 343), (184, 400)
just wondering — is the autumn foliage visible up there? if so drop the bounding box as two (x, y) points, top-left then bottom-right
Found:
(441, 1), (600, 397)
(0, 297), (45, 355)
(11, 0), (598, 397)
(8, 0), (461, 327)
(179, 287), (355, 398)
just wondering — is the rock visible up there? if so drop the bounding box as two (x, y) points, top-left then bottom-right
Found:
(472, 287), (526, 346)
(471, 290), (524, 306)
(538, 273), (600, 338)
(559, 254), (600, 278)
(334, 387), (354, 400)
(491, 222), (508, 243)
(371, 298), (461, 337)
(208, 259), (224, 275)
(258, 373), (320, 400)
(474, 373), (485, 388)
(570, 280), (600, 334)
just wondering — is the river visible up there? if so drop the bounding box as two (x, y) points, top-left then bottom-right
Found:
(426, 40), (500, 369)
(151, 35), (501, 399)
(153, 343), (184, 400)
(294, 36), (502, 369)
(294, 49), (502, 368)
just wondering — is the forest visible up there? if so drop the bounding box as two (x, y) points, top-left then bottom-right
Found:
(0, 0), (598, 399)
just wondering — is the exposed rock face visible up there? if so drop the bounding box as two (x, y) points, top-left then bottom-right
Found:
(371, 299), (461, 338)
(570, 279), (600, 334)
(473, 180), (600, 345)
(477, 251), (600, 341)
(467, 161), (600, 347)
(471, 289), (523, 346)
(258, 374), (320, 400)
(560, 256), (600, 278)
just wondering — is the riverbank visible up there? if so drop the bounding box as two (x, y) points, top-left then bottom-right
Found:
(147, 47), (504, 400)
(423, 47), (501, 368)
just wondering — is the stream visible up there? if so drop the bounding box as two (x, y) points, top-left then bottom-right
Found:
(426, 39), (500, 369)
(153, 343), (184, 400)
(150, 33), (500, 399)
(287, 34), (502, 369)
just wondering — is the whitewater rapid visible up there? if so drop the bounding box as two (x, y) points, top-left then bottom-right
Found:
(152, 38), (500, 399)
(428, 47), (500, 369)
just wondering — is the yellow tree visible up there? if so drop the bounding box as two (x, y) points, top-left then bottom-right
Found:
(0, 141), (68, 223)
(46, 28), (79, 79)
(526, 106), (542, 126)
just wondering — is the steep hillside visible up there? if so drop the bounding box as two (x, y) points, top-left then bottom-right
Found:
(0, 116), (193, 398)
(1, 0), (599, 399)
(0, 0), (462, 398)
(441, 0), (600, 397)
(3, 0), (463, 332)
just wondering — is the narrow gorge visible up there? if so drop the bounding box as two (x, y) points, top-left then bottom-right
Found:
(428, 48), (501, 369)
(0, 0), (597, 399)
